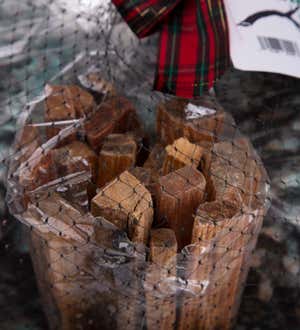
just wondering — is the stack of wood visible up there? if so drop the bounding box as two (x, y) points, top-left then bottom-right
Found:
(15, 82), (268, 330)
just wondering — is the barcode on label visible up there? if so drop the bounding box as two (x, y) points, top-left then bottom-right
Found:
(258, 36), (300, 57)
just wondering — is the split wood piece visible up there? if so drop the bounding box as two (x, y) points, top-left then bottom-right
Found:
(19, 142), (93, 193)
(162, 137), (204, 175)
(91, 170), (153, 244)
(209, 137), (266, 206)
(56, 141), (98, 181)
(129, 167), (155, 196)
(156, 97), (228, 147)
(146, 228), (177, 330)
(177, 199), (263, 330)
(133, 135), (150, 167)
(51, 142), (96, 210)
(84, 96), (140, 152)
(14, 125), (41, 165)
(44, 84), (95, 141)
(30, 228), (118, 330)
(97, 134), (137, 188)
(45, 84), (95, 118)
(27, 196), (121, 330)
(24, 193), (93, 243)
(19, 152), (57, 192)
(156, 166), (206, 251)
(143, 143), (166, 182)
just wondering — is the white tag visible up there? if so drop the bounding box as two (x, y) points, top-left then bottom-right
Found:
(185, 103), (216, 120)
(224, 0), (300, 78)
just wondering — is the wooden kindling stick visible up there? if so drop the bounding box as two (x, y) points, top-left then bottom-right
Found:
(145, 228), (177, 330)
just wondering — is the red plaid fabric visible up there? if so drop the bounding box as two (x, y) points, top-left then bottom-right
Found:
(112, 0), (230, 98)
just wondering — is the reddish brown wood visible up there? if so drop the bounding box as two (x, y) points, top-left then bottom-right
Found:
(19, 141), (95, 198)
(15, 125), (41, 164)
(56, 141), (98, 181)
(91, 170), (153, 244)
(146, 228), (177, 330)
(162, 137), (204, 175)
(156, 165), (206, 250)
(44, 84), (95, 141)
(97, 134), (137, 187)
(156, 97), (227, 147)
(19, 152), (57, 192)
(84, 96), (140, 152)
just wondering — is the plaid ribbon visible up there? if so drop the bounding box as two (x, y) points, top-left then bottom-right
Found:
(112, 0), (230, 98)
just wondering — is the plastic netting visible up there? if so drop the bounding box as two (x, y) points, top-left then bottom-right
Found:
(0, 1), (299, 330)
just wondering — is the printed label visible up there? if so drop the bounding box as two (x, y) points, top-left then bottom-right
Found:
(224, 0), (300, 78)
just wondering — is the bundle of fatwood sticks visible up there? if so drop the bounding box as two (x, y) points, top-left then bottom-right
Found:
(9, 75), (268, 330)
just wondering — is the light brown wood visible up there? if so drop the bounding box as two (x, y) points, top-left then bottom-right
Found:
(177, 200), (240, 330)
(97, 134), (137, 187)
(209, 137), (267, 206)
(174, 137), (268, 330)
(91, 170), (153, 244)
(156, 165), (206, 251)
(156, 97), (227, 147)
(162, 137), (204, 175)
(84, 96), (139, 152)
(177, 198), (266, 330)
(27, 195), (122, 330)
(29, 226), (119, 330)
(129, 167), (155, 196)
(146, 228), (177, 330)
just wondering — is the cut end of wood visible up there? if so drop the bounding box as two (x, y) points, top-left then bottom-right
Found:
(156, 96), (226, 146)
(97, 134), (137, 187)
(60, 141), (97, 181)
(84, 96), (138, 152)
(149, 228), (177, 264)
(158, 165), (206, 198)
(91, 170), (153, 244)
(163, 137), (204, 175)
(195, 200), (240, 225)
(156, 166), (206, 250)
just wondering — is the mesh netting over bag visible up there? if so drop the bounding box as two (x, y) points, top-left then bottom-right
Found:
(6, 1), (300, 330)
(5, 44), (270, 330)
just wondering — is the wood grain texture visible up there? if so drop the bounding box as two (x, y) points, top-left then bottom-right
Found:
(156, 166), (206, 251)
(97, 134), (137, 188)
(209, 137), (267, 206)
(162, 137), (203, 175)
(91, 170), (153, 245)
(156, 97), (227, 147)
(177, 196), (266, 330)
(29, 222), (119, 330)
(57, 141), (98, 181)
(146, 228), (177, 330)
(84, 96), (139, 152)
(143, 143), (166, 180)
(44, 84), (95, 142)
(27, 194), (127, 330)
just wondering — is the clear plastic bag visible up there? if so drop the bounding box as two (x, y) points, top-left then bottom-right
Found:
(6, 49), (270, 329)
